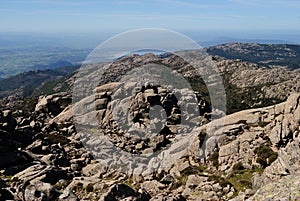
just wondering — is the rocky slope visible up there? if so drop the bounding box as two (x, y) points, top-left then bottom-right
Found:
(215, 57), (300, 113)
(1, 87), (300, 200)
(1, 46), (300, 200)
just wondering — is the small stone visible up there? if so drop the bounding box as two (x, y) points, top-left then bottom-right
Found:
(227, 192), (234, 198)
(223, 185), (230, 194)
(30, 121), (36, 128)
(135, 142), (144, 150)
(175, 158), (190, 173)
(186, 175), (207, 189)
(3, 110), (11, 117)
(245, 188), (253, 196)
(42, 146), (49, 152)
(212, 183), (222, 191)
(142, 148), (154, 155)
(70, 164), (81, 172)
(201, 184), (212, 191)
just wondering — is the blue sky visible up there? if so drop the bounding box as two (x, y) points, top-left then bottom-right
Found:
(0, 0), (299, 46)
(1, 0), (299, 33)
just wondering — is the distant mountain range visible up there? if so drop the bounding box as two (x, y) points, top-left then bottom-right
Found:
(207, 43), (300, 69)
(199, 38), (295, 47)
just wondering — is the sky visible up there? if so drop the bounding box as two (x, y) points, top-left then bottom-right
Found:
(0, 0), (299, 44)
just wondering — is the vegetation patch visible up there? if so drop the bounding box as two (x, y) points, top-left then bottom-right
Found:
(228, 169), (256, 192)
(254, 145), (278, 168)
(223, 79), (282, 114)
(170, 165), (207, 190)
(208, 174), (231, 188)
(226, 167), (263, 197)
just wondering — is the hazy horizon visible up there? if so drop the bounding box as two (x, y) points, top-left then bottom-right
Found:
(1, 0), (300, 48)
(0, 30), (299, 50)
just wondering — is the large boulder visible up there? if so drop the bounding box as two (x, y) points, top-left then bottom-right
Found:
(24, 181), (59, 201)
(35, 92), (71, 116)
(0, 110), (17, 131)
(249, 174), (300, 201)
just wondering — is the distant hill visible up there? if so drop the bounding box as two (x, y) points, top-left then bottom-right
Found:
(207, 43), (300, 69)
(0, 65), (79, 98)
(31, 60), (73, 70)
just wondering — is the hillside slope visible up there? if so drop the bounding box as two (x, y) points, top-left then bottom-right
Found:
(0, 83), (299, 200)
